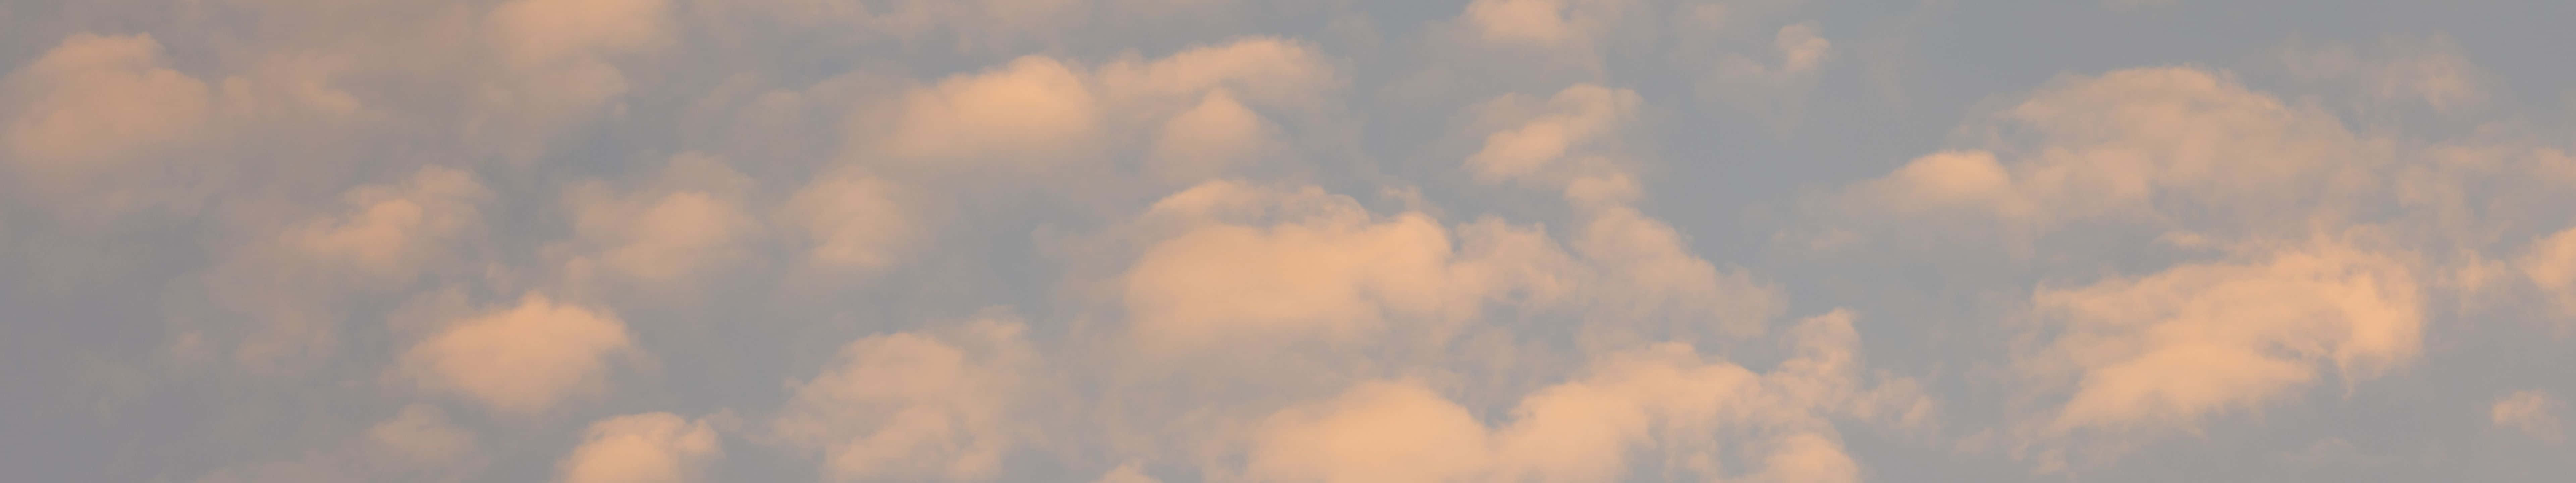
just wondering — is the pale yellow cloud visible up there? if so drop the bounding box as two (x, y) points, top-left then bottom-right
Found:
(475, 0), (675, 160)
(2275, 35), (2489, 114)
(1463, 84), (1640, 185)
(1239, 310), (1925, 483)
(2024, 239), (2421, 436)
(773, 316), (1035, 482)
(400, 293), (637, 415)
(2520, 226), (2576, 323)
(287, 166), (493, 282)
(2491, 390), (2565, 443)
(213, 165), (492, 371)
(882, 56), (1104, 164)
(779, 170), (915, 272)
(558, 154), (759, 291)
(866, 36), (1338, 184)
(558, 412), (724, 483)
(367, 404), (480, 470)
(1246, 380), (1496, 483)
(195, 403), (485, 482)
(1464, 0), (1582, 47)
(1841, 67), (2378, 245)
(1147, 89), (1280, 182)
(1117, 180), (1573, 355)
(1690, 20), (1832, 119)
(1091, 462), (1161, 483)
(1, 33), (210, 216)
(1458, 85), (1782, 342)
(1569, 197), (1785, 342)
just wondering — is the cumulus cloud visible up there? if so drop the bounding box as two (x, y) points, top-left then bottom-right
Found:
(1838, 67), (2379, 246)
(556, 153), (760, 293)
(2520, 227), (2576, 324)
(1116, 180), (1559, 354)
(1463, 84), (1641, 186)
(209, 165), (492, 370)
(473, 0), (676, 159)
(1241, 310), (1927, 483)
(400, 293), (637, 415)
(772, 314), (1037, 482)
(557, 412), (724, 483)
(13, 0), (2576, 481)
(858, 36), (1340, 185)
(2491, 390), (2565, 443)
(0, 33), (210, 217)
(2021, 239), (2421, 437)
(778, 169), (916, 273)
(195, 403), (484, 483)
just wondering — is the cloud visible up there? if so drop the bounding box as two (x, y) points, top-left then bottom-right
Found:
(879, 56), (1104, 164)
(772, 314), (1037, 482)
(474, 0), (676, 159)
(209, 165), (492, 371)
(0, 33), (210, 217)
(2491, 390), (2565, 443)
(1091, 462), (1161, 483)
(1686, 20), (1833, 122)
(195, 403), (485, 483)
(2274, 35), (2490, 115)
(1245, 380), (1496, 483)
(860, 36), (1340, 185)
(1239, 310), (1927, 483)
(778, 170), (916, 273)
(399, 293), (637, 415)
(1835, 67), (2379, 246)
(1463, 84), (1641, 186)
(556, 154), (760, 292)
(2021, 239), (2421, 437)
(557, 412), (724, 483)
(367, 404), (481, 470)
(1116, 180), (1561, 355)
(285, 166), (493, 283)
(2520, 226), (2576, 324)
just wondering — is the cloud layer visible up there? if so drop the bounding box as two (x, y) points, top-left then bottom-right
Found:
(3, 0), (2573, 482)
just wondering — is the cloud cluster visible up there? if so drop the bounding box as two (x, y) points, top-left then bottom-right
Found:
(4, 0), (2573, 482)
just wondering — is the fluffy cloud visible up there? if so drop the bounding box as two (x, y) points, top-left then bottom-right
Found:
(860, 37), (1338, 181)
(0, 33), (210, 217)
(880, 56), (1104, 164)
(772, 315), (1037, 482)
(2521, 226), (2576, 323)
(1240, 311), (1927, 483)
(557, 154), (760, 291)
(1117, 180), (1561, 354)
(400, 293), (637, 415)
(778, 170), (916, 272)
(195, 403), (484, 483)
(209, 165), (492, 370)
(1840, 67), (2380, 245)
(474, 0), (676, 159)
(1463, 84), (1641, 185)
(557, 412), (724, 483)
(2022, 240), (2421, 437)
(2491, 390), (2565, 443)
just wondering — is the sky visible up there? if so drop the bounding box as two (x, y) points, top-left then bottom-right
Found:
(2, 0), (2573, 481)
